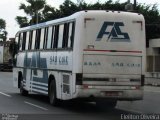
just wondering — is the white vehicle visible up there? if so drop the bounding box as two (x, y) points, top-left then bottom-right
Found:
(0, 41), (12, 71)
(13, 10), (146, 107)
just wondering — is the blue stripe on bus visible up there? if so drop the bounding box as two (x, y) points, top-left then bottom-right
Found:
(32, 83), (48, 88)
(23, 52), (49, 84)
(32, 86), (48, 92)
(32, 70), (48, 84)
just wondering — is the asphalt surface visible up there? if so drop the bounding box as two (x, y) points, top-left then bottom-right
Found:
(0, 72), (160, 120)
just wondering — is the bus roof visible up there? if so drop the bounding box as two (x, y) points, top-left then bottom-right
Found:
(16, 10), (143, 35)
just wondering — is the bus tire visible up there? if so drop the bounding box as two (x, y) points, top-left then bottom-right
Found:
(49, 80), (60, 106)
(20, 77), (28, 96)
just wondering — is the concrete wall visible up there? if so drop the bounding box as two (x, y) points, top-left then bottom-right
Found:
(149, 38), (160, 48)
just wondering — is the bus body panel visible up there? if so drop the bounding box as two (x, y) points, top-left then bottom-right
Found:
(14, 50), (74, 100)
(73, 11), (145, 100)
(82, 11), (145, 74)
(83, 55), (142, 75)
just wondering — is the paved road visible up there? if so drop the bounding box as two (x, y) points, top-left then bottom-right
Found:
(0, 72), (160, 120)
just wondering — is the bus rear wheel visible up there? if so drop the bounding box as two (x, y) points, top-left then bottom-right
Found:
(49, 80), (60, 106)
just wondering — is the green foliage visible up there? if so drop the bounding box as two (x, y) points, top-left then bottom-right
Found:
(59, 0), (79, 17)
(16, 0), (160, 42)
(136, 3), (160, 47)
(19, 0), (46, 16)
(0, 19), (6, 30)
(0, 19), (7, 41)
(15, 16), (29, 27)
(137, 4), (160, 24)
(41, 5), (59, 22)
(17, 0), (48, 26)
(16, 0), (160, 25)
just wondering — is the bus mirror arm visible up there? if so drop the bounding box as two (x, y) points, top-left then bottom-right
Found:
(13, 58), (16, 67)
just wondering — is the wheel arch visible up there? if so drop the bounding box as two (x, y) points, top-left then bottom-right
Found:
(48, 74), (56, 95)
(18, 71), (23, 88)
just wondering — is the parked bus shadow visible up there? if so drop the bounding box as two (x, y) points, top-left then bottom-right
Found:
(19, 93), (137, 115)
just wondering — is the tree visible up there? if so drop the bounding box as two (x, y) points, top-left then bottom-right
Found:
(20, 0), (46, 24)
(16, 0), (160, 44)
(15, 16), (29, 27)
(136, 4), (160, 47)
(16, 0), (59, 27)
(16, 0), (47, 27)
(0, 19), (7, 41)
(59, 0), (79, 17)
(137, 4), (160, 24)
(41, 5), (59, 22)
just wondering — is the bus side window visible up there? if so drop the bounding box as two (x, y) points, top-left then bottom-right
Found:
(47, 26), (53, 49)
(62, 23), (69, 48)
(43, 27), (48, 49)
(31, 30), (36, 50)
(22, 32), (26, 50)
(13, 35), (19, 55)
(58, 24), (64, 48)
(35, 29), (41, 49)
(19, 33), (23, 51)
(25, 31), (30, 50)
(21, 32), (26, 50)
(15, 34), (19, 44)
(53, 25), (59, 49)
(68, 22), (75, 48)
(28, 31), (33, 50)
(51, 26), (55, 48)
(15, 34), (20, 50)
(40, 28), (45, 49)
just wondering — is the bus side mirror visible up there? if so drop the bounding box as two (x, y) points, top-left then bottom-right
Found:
(13, 58), (17, 67)
(11, 54), (17, 67)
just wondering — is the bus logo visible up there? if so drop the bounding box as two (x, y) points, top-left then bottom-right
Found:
(96, 22), (130, 42)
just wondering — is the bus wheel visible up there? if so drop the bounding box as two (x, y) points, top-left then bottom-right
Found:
(20, 79), (28, 96)
(49, 80), (60, 106)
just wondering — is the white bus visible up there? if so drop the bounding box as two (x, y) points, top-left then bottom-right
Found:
(13, 10), (146, 107)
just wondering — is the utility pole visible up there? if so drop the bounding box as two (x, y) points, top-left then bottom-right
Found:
(133, 0), (137, 11)
(36, 10), (38, 24)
